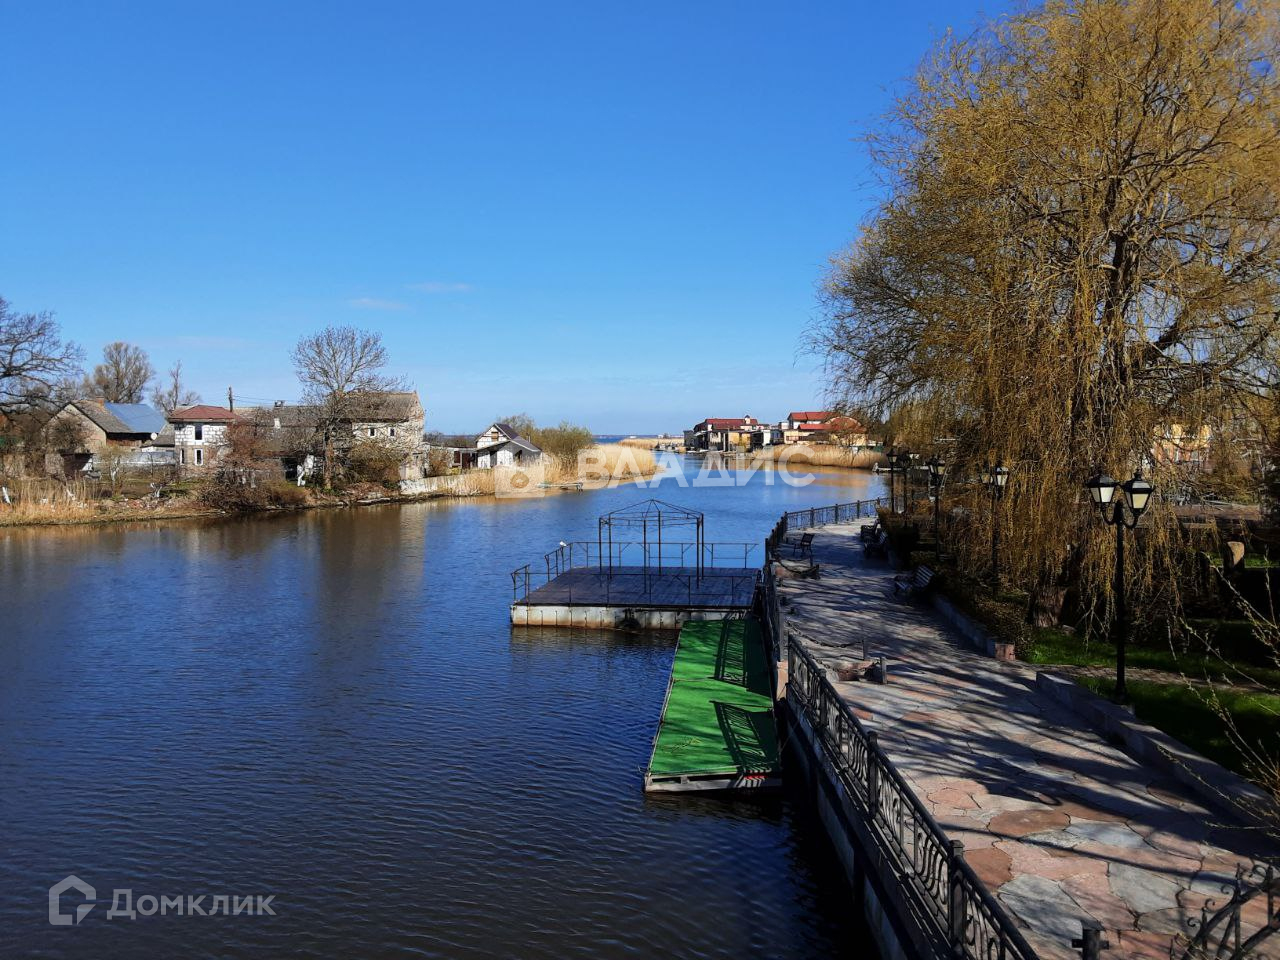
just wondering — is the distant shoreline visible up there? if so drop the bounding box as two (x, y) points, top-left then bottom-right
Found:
(0, 444), (659, 531)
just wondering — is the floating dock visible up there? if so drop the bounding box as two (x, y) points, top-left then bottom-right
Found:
(511, 566), (758, 629)
(511, 499), (760, 629)
(644, 617), (781, 793)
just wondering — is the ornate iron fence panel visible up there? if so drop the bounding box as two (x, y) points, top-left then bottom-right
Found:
(786, 635), (1041, 960)
(1177, 863), (1279, 960)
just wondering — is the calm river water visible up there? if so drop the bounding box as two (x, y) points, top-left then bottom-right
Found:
(0, 456), (885, 959)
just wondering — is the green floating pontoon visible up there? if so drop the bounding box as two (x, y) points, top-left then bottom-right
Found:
(644, 617), (782, 793)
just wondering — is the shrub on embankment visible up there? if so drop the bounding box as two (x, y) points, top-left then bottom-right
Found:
(198, 474), (311, 512)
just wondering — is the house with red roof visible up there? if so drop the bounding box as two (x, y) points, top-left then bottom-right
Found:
(780, 411), (868, 446)
(686, 415), (765, 451)
(168, 404), (242, 469)
(784, 410), (835, 430)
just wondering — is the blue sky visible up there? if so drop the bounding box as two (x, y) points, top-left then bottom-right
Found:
(1, 1), (1008, 434)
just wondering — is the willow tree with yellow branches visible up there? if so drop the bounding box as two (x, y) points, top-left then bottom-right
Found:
(814, 0), (1280, 631)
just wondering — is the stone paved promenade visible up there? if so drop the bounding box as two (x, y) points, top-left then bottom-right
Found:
(780, 522), (1275, 960)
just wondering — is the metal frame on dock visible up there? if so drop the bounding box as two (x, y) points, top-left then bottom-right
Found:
(598, 498), (705, 581)
(510, 499), (762, 621)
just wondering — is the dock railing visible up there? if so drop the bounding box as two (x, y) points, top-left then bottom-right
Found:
(511, 540), (760, 603)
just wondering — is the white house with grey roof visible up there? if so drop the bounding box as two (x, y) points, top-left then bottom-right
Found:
(475, 422), (543, 468)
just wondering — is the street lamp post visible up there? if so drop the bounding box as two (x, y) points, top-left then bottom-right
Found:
(927, 455), (946, 561)
(895, 450), (911, 514)
(1083, 468), (1154, 702)
(887, 447), (899, 514)
(985, 462), (1009, 586)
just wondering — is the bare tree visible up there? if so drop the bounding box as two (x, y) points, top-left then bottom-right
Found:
(498, 413), (538, 438)
(150, 361), (201, 413)
(0, 297), (84, 418)
(220, 411), (276, 471)
(38, 413), (92, 478)
(87, 342), (154, 403)
(45, 413), (91, 455)
(291, 326), (403, 487)
(534, 421), (594, 469)
(96, 444), (136, 496)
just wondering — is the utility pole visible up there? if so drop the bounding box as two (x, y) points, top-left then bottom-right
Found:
(227, 387), (234, 412)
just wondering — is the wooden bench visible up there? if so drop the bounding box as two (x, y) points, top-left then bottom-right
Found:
(859, 519), (882, 544)
(893, 565), (938, 601)
(863, 530), (890, 559)
(784, 531), (815, 558)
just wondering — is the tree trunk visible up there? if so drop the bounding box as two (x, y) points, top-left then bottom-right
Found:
(1027, 583), (1067, 627)
(323, 426), (334, 489)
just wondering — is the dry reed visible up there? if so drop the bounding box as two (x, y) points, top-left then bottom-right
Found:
(752, 444), (886, 470)
(422, 444), (659, 499)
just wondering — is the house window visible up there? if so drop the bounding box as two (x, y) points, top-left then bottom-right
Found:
(389, 427), (396, 437)
(179, 449), (186, 465)
(368, 428), (375, 437)
(195, 424), (203, 441)
(195, 449), (204, 466)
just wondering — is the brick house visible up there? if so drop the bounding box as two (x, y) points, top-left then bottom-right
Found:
(45, 399), (173, 473)
(250, 390), (428, 481)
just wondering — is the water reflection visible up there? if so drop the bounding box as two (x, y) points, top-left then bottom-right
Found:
(0, 457), (884, 959)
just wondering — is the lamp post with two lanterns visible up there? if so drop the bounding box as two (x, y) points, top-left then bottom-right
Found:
(899, 451), (915, 513)
(886, 447), (900, 514)
(926, 456), (946, 561)
(1083, 468), (1154, 702)
(984, 463), (1009, 586)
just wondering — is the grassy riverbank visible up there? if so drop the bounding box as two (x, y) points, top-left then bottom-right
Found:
(0, 444), (658, 529)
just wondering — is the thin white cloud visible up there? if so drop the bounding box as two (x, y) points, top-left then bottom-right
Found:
(348, 297), (408, 311)
(406, 281), (472, 294)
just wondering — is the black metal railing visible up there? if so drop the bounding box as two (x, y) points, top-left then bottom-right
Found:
(781, 497), (889, 539)
(786, 633), (1041, 960)
(759, 564), (785, 664)
(761, 498), (1118, 958)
